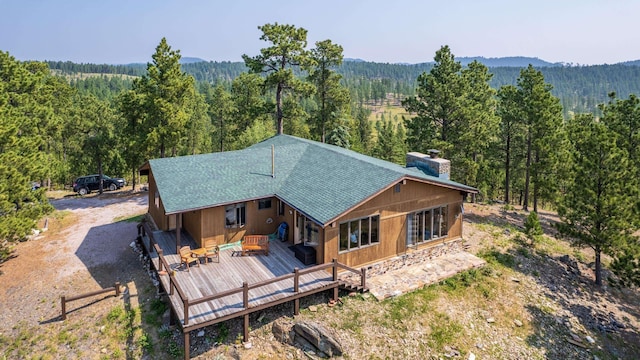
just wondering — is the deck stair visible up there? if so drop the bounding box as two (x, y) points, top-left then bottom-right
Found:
(339, 280), (369, 293)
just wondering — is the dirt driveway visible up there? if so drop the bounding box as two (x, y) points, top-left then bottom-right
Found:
(0, 191), (149, 332)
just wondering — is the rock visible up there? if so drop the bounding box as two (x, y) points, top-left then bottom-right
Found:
(272, 319), (293, 343)
(475, 343), (484, 349)
(101, 348), (107, 354)
(99, 325), (106, 333)
(468, 352), (476, 360)
(243, 342), (252, 349)
(197, 330), (205, 337)
(257, 312), (265, 323)
(293, 321), (343, 357)
(511, 277), (520, 283)
(585, 335), (595, 344)
(309, 305), (318, 312)
(486, 317), (495, 323)
(514, 319), (523, 327)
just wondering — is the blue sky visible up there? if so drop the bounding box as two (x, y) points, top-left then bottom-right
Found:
(1, 0), (638, 65)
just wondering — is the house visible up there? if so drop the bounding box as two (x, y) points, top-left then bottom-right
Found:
(140, 134), (477, 271)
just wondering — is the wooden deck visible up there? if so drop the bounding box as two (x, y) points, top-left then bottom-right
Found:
(140, 227), (340, 332)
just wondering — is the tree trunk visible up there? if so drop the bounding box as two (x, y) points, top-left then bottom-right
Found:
(533, 183), (538, 213)
(505, 135), (511, 204)
(276, 83), (284, 135)
(594, 246), (602, 286)
(98, 160), (104, 194)
(523, 133), (532, 211)
(131, 167), (137, 191)
(533, 151), (539, 212)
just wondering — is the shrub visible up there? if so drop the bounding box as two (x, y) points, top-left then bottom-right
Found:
(524, 211), (543, 244)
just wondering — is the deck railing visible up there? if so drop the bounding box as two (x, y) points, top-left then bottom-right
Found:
(140, 223), (367, 360)
(152, 246), (365, 326)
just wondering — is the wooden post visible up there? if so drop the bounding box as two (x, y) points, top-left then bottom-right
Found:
(243, 282), (249, 342)
(114, 282), (121, 297)
(332, 258), (338, 281)
(158, 248), (164, 272)
(184, 331), (190, 360)
(332, 258), (339, 301)
(361, 268), (367, 289)
(293, 268), (300, 315)
(61, 296), (66, 320)
(183, 299), (189, 326)
(176, 213), (182, 253)
(243, 282), (249, 309)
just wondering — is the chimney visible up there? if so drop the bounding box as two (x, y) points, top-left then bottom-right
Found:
(406, 150), (450, 179)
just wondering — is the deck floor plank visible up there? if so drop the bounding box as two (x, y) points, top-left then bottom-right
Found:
(142, 229), (334, 330)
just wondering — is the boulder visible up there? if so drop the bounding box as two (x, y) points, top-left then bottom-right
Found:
(293, 321), (343, 357)
(272, 319), (294, 344)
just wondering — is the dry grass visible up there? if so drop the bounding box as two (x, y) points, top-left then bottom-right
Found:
(2, 202), (638, 360)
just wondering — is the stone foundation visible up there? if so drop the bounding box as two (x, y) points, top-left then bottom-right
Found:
(339, 239), (465, 283)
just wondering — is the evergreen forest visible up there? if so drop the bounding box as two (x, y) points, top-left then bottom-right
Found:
(1, 24), (639, 285)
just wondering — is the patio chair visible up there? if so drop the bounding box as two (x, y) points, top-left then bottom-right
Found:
(204, 240), (220, 263)
(179, 246), (199, 270)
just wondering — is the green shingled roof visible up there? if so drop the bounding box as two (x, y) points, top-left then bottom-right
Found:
(149, 135), (477, 225)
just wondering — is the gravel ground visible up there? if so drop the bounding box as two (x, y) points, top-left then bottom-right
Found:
(1, 196), (638, 360)
(0, 191), (148, 333)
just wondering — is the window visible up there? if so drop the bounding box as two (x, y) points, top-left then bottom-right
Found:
(407, 205), (448, 246)
(277, 199), (285, 216)
(339, 215), (380, 252)
(258, 199), (272, 210)
(154, 191), (159, 208)
(394, 184), (401, 193)
(225, 203), (246, 228)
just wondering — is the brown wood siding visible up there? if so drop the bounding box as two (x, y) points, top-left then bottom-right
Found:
(198, 198), (281, 246)
(274, 201), (294, 242)
(247, 198), (277, 235)
(148, 171), (168, 231)
(182, 210), (202, 247)
(200, 207), (231, 246)
(326, 179), (465, 268)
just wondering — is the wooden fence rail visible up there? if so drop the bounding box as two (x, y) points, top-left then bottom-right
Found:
(60, 282), (121, 320)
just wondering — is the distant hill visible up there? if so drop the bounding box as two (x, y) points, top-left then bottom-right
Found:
(344, 56), (559, 67)
(47, 57), (640, 117)
(620, 60), (640, 66)
(180, 57), (207, 64)
(457, 56), (561, 68)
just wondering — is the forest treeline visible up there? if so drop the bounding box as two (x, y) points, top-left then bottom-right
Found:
(48, 58), (640, 117)
(2, 23), (639, 286)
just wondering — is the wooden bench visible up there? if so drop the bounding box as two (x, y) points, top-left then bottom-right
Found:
(241, 235), (269, 256)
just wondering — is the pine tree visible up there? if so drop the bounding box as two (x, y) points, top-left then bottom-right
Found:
(128, 38), (199, 158)
(243, 23), (314, 135)
(308, 39), (350, 143)
(509, 65), (563, 211)
(557, 114), (638, 286)
(524, 211), (543, 244)
(0, 52), (54, 251)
